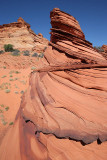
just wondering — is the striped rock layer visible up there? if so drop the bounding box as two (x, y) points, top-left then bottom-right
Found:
(0, 17), (48, 52)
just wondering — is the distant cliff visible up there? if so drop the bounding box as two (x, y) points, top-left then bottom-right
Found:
(0, 17), (49, 52)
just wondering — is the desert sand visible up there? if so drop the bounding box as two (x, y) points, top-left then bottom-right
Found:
(0, 52), (44, 142)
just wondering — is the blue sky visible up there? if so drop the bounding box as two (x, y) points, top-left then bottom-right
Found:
(0, 0), (107, 47)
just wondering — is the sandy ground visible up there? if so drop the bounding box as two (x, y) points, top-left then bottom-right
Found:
(0, 52), (41, 143)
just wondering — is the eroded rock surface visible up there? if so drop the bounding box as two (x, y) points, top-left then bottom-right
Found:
(101, 45), (107, 59)
(0, 17), (48, 52)
(0, 8), (107, 160)
(102, 45), (107, 53)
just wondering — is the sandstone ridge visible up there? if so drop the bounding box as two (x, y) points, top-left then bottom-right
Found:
(0, 17), (48, 52)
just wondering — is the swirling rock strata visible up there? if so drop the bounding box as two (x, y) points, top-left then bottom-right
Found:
(0, 8), (107, 160)
(50, 8), (91, 46)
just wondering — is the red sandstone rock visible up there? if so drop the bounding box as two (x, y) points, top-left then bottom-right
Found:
(50, 8), (91, 47)
(102, 45), (107, 53)
(0, 8), (107, 160)
(100, 45), (107, 59)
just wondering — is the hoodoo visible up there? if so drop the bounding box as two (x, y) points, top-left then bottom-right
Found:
(0, 8), (107, 160)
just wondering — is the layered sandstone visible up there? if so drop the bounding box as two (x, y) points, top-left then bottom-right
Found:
(100, 45), (107, 59)
(50, 8), (91, 46)
(102, 45), (107, 53)
(0, 8), (107, 160)
(0, 17), (48, 52)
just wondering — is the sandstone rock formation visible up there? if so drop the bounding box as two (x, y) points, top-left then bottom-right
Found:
(100, 45), (107, 59)
(102, 45), (107, 53)
(0, 17), (48, 52)
(0, 8), (107, 160)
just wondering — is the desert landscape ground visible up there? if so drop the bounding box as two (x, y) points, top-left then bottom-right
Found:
(0, 7), (107, 160)
(0, 53), (45, 142)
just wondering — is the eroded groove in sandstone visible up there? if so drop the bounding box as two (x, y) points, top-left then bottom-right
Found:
(35, 63), (107, 72)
